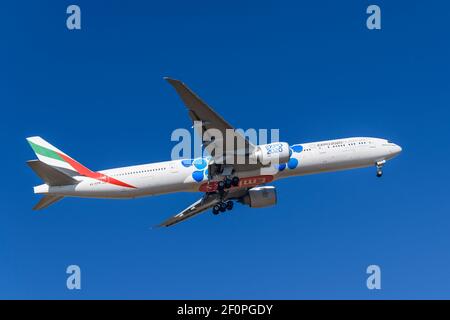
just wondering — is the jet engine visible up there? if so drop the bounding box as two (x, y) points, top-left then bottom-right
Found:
(239, 186), (277, 208)
(251, 142), (290, 165)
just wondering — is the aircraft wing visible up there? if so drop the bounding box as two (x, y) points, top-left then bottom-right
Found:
(165, 77), (256, 164)
(156, 194), (221, 228)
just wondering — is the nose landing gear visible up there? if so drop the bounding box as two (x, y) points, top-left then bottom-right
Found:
(376, 160), (386, 177)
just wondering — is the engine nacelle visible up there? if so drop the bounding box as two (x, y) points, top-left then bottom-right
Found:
(252, 142), (290, 165)
(240, 186), (277, 208)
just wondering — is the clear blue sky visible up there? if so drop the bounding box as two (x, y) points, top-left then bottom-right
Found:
(1, 0), (450, 299)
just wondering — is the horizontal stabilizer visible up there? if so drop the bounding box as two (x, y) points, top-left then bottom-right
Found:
(33, 195), (64, 210)
(27, 160), (78, 186)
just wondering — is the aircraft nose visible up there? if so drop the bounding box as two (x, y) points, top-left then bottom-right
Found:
(391, 144), (402, 156)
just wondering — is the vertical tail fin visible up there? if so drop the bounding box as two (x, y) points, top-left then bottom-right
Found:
(26, 136), (137, 190)
(26, 136), (92, 176)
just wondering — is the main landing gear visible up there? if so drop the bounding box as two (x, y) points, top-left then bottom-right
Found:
(212, 200), (234, 215)
(217, 176), (240, 191)
(376, 160), (386, 178)
(212, 176), (239, 215)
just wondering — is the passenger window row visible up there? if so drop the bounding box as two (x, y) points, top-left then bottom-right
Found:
(112, 167), (167, 177)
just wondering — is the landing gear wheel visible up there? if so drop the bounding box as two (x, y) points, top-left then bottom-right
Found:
(219, 202), (227, 212)
(217, 180), (225, 191)
(226, 200), (234, 211)
(224, 178), (232, 189)
(231, 176), (240, 187)
(212, 205), (220, 215)
(376, 170), (383, 178)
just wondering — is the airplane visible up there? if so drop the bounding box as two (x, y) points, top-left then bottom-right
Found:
(26, 78), (402, 227)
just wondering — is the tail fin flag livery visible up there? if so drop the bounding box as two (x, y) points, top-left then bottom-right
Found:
(27, 136), (89, 176)
(27, 136), (136, 210)
(26, 79), (402, 225)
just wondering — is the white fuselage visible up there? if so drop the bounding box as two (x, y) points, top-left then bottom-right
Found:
(35, 137), (402, 199)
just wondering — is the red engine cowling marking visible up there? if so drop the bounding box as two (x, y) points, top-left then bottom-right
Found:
(199, 175), (274, 192)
